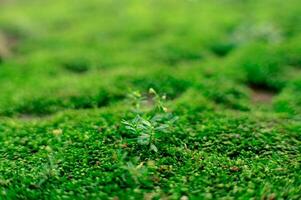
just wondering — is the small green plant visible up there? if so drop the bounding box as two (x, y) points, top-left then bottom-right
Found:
(122, 88), (178, 153)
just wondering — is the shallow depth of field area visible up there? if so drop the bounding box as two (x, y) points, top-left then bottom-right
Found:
(0, 0), (301, 199)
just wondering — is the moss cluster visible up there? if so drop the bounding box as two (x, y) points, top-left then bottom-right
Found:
(0, 0), (300, 199)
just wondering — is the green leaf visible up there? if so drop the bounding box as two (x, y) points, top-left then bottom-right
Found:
(150, 143), (158, 153)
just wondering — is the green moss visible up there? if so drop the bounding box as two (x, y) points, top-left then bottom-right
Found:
(0, 0), (301, 199)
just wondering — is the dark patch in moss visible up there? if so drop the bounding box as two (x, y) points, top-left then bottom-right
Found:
(209, 42), (235, 57)
(249, 83), (276, 104)
(155, 44), (203, 65)
(63, 59), (90, 73)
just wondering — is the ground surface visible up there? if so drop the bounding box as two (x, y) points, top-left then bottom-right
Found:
(0, 0), (301, 199)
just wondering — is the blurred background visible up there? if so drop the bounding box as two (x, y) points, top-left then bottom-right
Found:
(0, 0), (301, 116)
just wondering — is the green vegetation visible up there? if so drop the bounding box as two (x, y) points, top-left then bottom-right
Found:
(0, 0), (300, 199)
